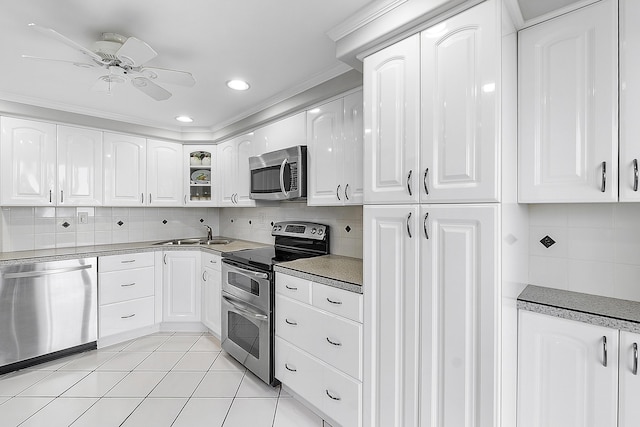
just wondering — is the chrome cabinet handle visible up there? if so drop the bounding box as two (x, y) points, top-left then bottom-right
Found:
(49, 190), (52, 203)
(602, 336), (608, 367)
(337, 184), (341, 201)
(407, 170), (413, 196)
(121, 260), (136, 264)
(285, 285), (298, 291)
(184, 195), (187, 204)
(601, 162), (606, 193)
(141, 193), (144, 204)
(149, 193), (152, 204)
(210, 260), (217, 264)
(121, 283), (135, 287)
(633, 343), (638, 375)
(60, 190), (64, 203)
(326, 298), (342, 305)
(634, 159), (639, 192)
(202, 271), (207, 281)
(424, 213), (429, 239)
(285, 318), (298, 326)
(279, 159), (289, 198)
(423, 168), (429, 195)
(285, 363), (297, 372)
(121, 314), (136, 319)
(407, 212), (412, 238)
(163, 254), (167, 265)
(345, 184), (350, 200)
(325, 390), (341, 401)
(326, 337), (342, 346)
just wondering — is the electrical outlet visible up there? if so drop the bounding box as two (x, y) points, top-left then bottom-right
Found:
(78, 212), (88, 224)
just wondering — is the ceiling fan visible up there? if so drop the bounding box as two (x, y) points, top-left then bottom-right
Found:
(23, 23), (196, 101)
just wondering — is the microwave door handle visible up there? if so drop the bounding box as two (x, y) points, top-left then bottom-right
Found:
(279, 158), (289, 198)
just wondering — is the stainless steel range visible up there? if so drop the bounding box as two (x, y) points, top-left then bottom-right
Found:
(221, 221), (329, 385)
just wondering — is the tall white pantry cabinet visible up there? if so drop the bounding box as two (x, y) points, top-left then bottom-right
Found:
(362, 1), (528, 426)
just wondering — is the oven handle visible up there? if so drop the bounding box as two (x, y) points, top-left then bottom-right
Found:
(223, 259), (270, 280)
(222, 294), (268, 321)
(279, 158), (290, 198)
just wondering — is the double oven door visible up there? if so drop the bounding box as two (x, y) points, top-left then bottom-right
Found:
(221, 259), (275, 385)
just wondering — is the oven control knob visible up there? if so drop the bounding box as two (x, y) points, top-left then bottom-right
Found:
(311, 228), (317, 234)
(277, 226), (282, 231)
(318, 229), (324, 236)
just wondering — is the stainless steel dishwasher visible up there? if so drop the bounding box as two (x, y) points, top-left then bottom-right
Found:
(0, 257), (97, 373)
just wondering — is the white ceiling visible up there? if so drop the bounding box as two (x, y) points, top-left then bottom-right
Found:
(0, 0), (373, 133)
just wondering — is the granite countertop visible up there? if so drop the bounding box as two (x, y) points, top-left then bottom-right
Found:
(518, 284), (640, 333)
(0, 238), (266, 266)
(274, 254), (363, 294)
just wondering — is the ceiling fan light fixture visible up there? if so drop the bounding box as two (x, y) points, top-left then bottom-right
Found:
(226, 79), (250, 91)
(176, 115), (194, 123)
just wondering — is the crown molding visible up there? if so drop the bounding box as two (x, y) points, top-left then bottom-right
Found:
(327, 0), (409, 41)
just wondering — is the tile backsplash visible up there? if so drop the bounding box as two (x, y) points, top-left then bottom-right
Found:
(220, 203), (363, 259)
(529, 203), (640, 302)
(1, 206), (220, 252)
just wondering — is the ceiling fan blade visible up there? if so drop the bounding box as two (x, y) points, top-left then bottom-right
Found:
(131, 77), (171, 101)
(21, 54), (98, 69)
(28, 23), (103, 64)
(137, 67), (196, 87)
(116, 37), (157, 67)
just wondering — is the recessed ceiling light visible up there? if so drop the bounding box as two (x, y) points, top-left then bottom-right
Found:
(175, 115), (194, 123)
(227, 79), (250, 91)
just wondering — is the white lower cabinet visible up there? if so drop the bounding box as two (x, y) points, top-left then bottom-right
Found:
(275, 273), (363, 427)
(162, 251), (201, 322)
(98, 252), (156, 339)
(518, 310), (640, 427)
(201, 252), (221, 336)
(364, 204), (498, 427)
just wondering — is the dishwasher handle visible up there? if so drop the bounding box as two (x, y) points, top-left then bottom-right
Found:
(3, 264), (93, 279)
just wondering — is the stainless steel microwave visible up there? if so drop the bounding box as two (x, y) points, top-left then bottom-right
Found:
(249, 146), (307, 200)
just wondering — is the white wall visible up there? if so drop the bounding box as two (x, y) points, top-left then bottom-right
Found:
(220, 203), (363, 259)
(0, 206), (220, 252)
(529, 203), (640, 301)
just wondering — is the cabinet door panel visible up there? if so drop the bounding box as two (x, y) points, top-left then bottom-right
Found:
(619, 330), (640, 427)
(518, 311), (618, 427)
(235, 136), (255, 206)
(343, 91), (364, 205)
(57, 125), (103, 206)
(307, 98), (344, 206)
(518, 0), (618, 202)
(147, 140), (182, 206)
(163, 252), (200, 322)
(420, 205), (497, 427)
(202, 266), (221, 336)
(104, 133), (146, 206)
(1, 117), (56, 205)
(421, 1), (498, 203)
(364, 205), (420, 427)
(364, 34), (420, 204)
(218, 141), (236, 206)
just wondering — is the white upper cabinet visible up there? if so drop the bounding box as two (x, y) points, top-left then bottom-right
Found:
(104, 132), (147, 206)
(518, 0), (618, 203)
(253, 112), (306, 155)
(217, 134), (255, 207)
(1, 117), (57, 205)
(184, 145), (215, 205)
(518, 311), (619, 427)
(620, 0), (640, 201)
(146, 139), (183, 207)
(421, 0), (498, 203)
(307, 91), (363, 206)
(364, 34), (421, 204)
(57, 125), (103, 206)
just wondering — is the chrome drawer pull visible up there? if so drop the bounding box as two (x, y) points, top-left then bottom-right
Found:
(285, 285), (298, 291)
(121, 260), (136, 264)
(634, 159), (639, 192)
(602, 336), (608, 367)
(202, 271), (207, 281)
(326, 298), (342, 305)
(210, 260), (217, 264)
(285, 319), (298, 326)
(285, 363), (297, 372)
(407, 170), (413, 195)
(423, 168), (429, 195)
(121, 314), (136, 319)
(326, 337), (342, 346)
(601, 161), (606, 193)
(121, 283), (135, 287)
(325, 390), (341, 401)
(407, 212), (412, 238)
(633, 343), (638, 376)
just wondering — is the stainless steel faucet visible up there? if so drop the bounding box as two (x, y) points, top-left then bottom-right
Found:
(203, 224), (213, 241)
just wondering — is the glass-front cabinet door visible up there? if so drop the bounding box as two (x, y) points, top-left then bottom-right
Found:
(183, 144), (216, 205)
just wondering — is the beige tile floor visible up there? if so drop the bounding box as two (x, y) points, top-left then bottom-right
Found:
(0, 333), (331, 427)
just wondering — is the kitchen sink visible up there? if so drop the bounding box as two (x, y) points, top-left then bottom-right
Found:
(154, 238), (232, 246)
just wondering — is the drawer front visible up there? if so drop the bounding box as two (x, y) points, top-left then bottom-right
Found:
(275, 337), (361, 427)
(312, 283), (363, 323)
(99, 267), (154, 305)
(99, 296), (154, 338)
(201, 252), (221, 272)
(275, 273), (312, 304)
(276, 295), (362, 380)
(99, 252), (154, 272)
